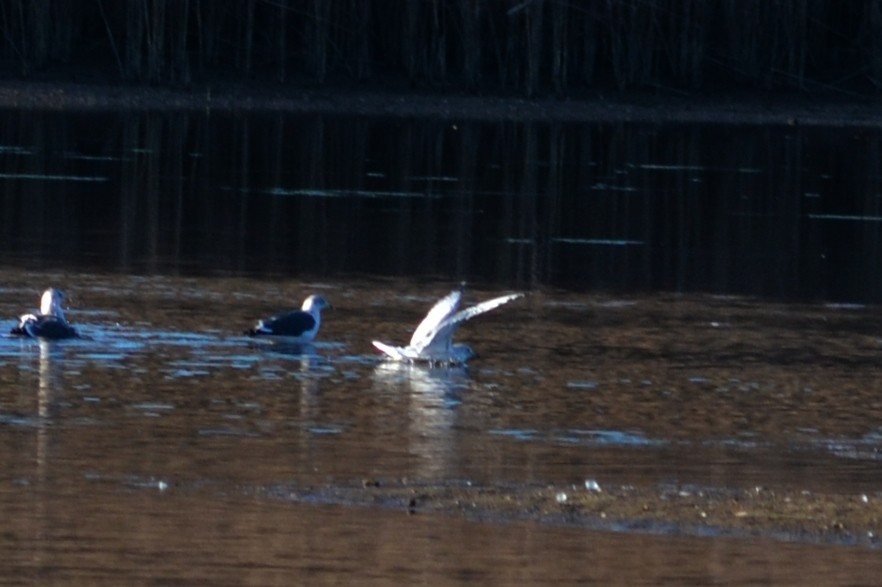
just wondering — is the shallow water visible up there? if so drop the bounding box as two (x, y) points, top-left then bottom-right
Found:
(3, 269), (882, 584)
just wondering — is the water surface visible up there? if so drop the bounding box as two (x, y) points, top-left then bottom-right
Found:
(3, 271), (882, 584)
(3, 108), (882, 584)
(2, 110), (882, 300)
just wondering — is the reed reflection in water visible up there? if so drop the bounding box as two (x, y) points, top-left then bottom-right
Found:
(1, 111), (882, 300)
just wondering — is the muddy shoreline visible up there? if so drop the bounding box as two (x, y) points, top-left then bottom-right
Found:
(269, 479), (881, 548)
(2, 79), (882, 127)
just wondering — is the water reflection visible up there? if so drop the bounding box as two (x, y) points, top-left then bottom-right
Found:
(372, 362), (470, 477)
(1, 111), (882, 300)
(13, 338), (66, 577)
(37, 340), (58, 421)
(246, 339), (317, 357)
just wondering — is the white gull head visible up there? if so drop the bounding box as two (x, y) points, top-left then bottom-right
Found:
(372, 289), (523, 366)
(301, 294), (332, 313)
(40, 288), (67, 320)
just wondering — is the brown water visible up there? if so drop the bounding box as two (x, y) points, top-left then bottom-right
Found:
(2, 268), (882, 584)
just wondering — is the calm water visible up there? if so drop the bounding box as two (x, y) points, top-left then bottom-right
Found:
(2, 109), (882, 300)
(2, 109), (882, 584)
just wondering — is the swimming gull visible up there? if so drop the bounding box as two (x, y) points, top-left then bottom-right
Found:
(372, 289), (523, 365)
(245, 294), (331, 343)
(10, 288), (79, 340)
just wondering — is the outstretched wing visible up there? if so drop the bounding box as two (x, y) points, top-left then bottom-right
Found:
(408, 290), (461, 348)
(414, 292), (524, 356)
(373, 340), (416, 361)
(450, 293), (523, 325)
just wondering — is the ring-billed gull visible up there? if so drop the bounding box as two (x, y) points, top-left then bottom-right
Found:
(10, 288), (79, 340)
(372, 289), (523, 365)
(245, 294), (331, 343)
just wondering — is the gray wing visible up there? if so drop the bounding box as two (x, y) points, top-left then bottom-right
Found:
(415, 293), (523, 355)
(409, 290), (462, 348)
(249, 310), (315, 336)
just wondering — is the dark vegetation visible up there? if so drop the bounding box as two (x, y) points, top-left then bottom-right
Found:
(2, 0), (882, 97)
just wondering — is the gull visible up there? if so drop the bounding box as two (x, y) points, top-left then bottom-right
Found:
(372, 289), (523, 365)
(10, 288), (79, 340)
(245, 294), (331, 343)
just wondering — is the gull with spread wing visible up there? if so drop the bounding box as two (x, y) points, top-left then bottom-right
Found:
(372, 289), (523, 365)
(10, 288), (79, 340)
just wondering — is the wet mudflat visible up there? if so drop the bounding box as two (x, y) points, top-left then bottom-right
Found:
(2, 269), (882, 584)
(7, 485), (882, 587)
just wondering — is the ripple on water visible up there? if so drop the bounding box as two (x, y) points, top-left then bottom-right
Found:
(0, 413), (40, 428)
(307, 426), (344, 435)
(566, 380), (598, 390)
(78, 353), (131, 363)
(198, 428), (262, 438)
(490, 427), (667, 447)
(806, 434), (882, 462)
(131, 402), (176, 412)
(558, 429), (667, 447)
(489, 429), (540, 441)
(166, 368), (211, 379)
